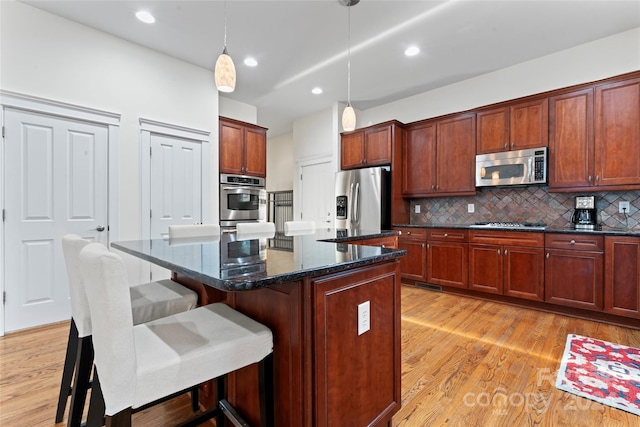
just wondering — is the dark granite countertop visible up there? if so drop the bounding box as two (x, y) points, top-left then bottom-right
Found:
(392, 223), (640, 236)
(112, 228), (405, 292)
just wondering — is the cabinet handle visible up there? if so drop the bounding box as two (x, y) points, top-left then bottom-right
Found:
(503, 143), (507, 149)
(407, 231), (411, 235)
(422, 243), (425, 248)
(431, 184), (435, 190)
(546, 253), (550, 258)
(570, 240), (576, 245)
(588, 175), (592, 182)
(497, 249), (501, 255)
(596, 175), (600, 182)
(436, 185), (439, 191)
(381, 244), (385, 248)
(444, 233), (448, 237)
(426, 243), (430, 249)
(504, 249), (508, 255)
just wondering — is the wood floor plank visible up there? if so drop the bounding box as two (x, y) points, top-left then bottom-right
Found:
(1, 286), (639, 426)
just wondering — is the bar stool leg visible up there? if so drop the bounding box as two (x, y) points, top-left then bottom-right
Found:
(258, 353), (275, 427)
(56, 320), (79, 422)
(86, 371), (106, 427)
(67, 335), (94, 427)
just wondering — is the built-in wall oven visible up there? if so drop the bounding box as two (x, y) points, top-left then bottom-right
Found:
(219, 173), (266, 228)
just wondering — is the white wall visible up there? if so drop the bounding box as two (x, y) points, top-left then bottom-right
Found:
(359, 27), (640, 127)
(266, 132), (294, 192)
(0, 1), (219, 242)
(219, 96), (257, 124)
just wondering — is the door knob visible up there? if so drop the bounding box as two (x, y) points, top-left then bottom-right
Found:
(96, 225), (105, 232)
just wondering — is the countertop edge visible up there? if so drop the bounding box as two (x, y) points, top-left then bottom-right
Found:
(392, 223), (640, 236)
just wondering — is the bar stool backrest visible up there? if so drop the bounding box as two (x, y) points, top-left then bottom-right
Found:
(61, 234), (92, 337)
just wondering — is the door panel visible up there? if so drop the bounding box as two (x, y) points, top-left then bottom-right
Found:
(149, 134), (202, 280)
(4, 109), (108, 332)
(300, 160), (333, 227)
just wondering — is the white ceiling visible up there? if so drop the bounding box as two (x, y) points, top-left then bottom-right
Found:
(20, 0), (640, 136)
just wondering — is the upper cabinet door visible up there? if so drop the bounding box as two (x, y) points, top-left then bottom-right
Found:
(244, 127), (267, 177)
(219, 119), (244, 175)
(436, 113), (476, 195)
(595, 77), (640, 188)
(476, 107), (510, 154)
(510, 98), (549, 150)
(340, 131), (365, 169)
(403, 122), (436, 196)
(363, 125), (392, 166)
(548, 88), (594, 190)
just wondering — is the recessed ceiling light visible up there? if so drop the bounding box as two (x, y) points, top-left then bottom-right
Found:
(136, 11), (155, 24)
(405, 46), (420, 57)
(312, 87), (323, 95)
(244, 57), (258, 67)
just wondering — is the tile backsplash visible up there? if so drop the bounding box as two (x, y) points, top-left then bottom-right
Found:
(410, 186), (640, 229)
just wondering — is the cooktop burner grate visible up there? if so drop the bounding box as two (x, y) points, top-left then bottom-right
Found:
(473, 221), (547, 228)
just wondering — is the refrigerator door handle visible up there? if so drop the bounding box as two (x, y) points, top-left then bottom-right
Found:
(353, 182), (361, 225)
(349, 182), (354, 226)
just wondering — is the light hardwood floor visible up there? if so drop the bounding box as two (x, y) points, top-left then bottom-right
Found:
(1, 285), (639, 426)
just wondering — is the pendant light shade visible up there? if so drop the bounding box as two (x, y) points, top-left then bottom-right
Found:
(342, 105), (356, 131)
(215, 1), (236, 93)
(215, 47), (236, 93)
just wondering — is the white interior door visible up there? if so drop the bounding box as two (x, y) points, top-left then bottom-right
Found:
(149, 133), (202, 279)
(300, 160), (334, 228)
(3, 109), (108, 332)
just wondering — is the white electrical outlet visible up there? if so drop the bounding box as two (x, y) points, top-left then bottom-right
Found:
(415, 205), (421, 214)
(468, 203), (475, 213)
(358, 301), (370, 336)
(619, 201), (630, 213)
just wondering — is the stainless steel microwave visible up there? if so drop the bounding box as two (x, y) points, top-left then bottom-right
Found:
(475, 147), (547, 187)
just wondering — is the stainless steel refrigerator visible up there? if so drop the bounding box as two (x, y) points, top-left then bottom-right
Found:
(335, 166), (391, 231)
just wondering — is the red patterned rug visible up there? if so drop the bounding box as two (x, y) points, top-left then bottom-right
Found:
(556, 334), (640, 416)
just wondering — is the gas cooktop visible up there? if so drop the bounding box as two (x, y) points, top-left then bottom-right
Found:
(471, 221), (547, 229)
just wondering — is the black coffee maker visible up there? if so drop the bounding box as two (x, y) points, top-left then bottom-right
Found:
(572, 196), (597, 229)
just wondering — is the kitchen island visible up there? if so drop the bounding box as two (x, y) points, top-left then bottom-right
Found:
(112, 229), (404, 427)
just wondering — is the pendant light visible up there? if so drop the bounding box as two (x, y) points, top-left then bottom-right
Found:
(341, 0), (358, 131)
(215, 0), (236, 93)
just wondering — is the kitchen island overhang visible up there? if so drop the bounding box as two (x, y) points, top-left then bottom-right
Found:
(111, 230), (405, 427)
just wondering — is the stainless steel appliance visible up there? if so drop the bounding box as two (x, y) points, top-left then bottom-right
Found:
(572, 195), (597, 229)
(471, 221), (547, 230)
(219, 173), (266, 228)
(335, 166), (390, 231)
(475, 147), (547, 187)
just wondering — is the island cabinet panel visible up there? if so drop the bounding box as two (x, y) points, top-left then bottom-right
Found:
(595, 77), (640, 189)
(544, 234), (604, 311)
(548, 88), (594, 190)
(312, 261), (401, 427)
(219, 116), (267, 177)
(427, 229), (468, 288)
(604, 236), (640, 319)
(395, 227), (427, 282)
(468, 231), (545, 300)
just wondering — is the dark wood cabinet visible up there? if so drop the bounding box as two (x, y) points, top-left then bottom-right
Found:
(469, 230), (544, 301)
(604, 236), (640, 319)
(403, 114), (475, 197)
(476, 98), (548, 154)
(548, 88), (594, 190)
(402, 121), (436, 196)
(549, 75), (640, 192)
(312, 262), (401, 426)
(219, 116), (267, 177)
(340, 122), (394, 170)
(544, 233), (604, 311)
(395, 227), (427, 282)
(595, 77), (640, 189)
(426, 228), (468, 288)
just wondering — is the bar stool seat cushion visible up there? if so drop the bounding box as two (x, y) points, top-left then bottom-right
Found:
(130, 279), (198, 325)
(132, 303), (272, 410)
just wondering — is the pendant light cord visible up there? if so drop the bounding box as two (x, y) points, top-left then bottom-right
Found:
(223, 0), (228, 50)
(347, 4), (351, 107)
